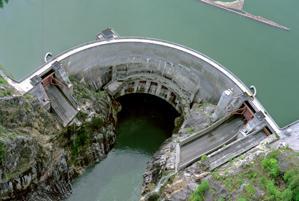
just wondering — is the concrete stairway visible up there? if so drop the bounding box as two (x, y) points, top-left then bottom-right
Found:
(178, 117), (244, 169)
(46, 85), (78, 126)
(207, 131), (267, 170)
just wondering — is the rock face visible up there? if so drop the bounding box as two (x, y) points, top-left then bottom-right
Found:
(0, 76), (119, 200)
(143, 130), (299, 201)
(141, 102), (216, 200)
(141, 100), (288, 201)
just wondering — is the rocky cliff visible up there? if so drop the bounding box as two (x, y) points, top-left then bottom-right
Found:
(0, 75), (119, 200)
(140, 101), (298, 201)
(141, 102), (216, 200)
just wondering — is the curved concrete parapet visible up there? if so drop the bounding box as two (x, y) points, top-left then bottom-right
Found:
(7, 35), (281, 134)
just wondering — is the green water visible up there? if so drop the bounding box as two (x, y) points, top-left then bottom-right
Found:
(67, 94), (179, 201)
(66, 122), (161, 201)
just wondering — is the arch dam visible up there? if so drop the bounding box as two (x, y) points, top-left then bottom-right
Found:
(2, 29), (296, 171)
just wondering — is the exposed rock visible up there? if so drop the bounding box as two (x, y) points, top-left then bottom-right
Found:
(0, 77), (119, 200)
(178, 102), (215, 140)
(141, 102), (216, 200)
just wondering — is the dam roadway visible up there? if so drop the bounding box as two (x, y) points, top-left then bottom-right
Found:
(178, 117), (244, 169)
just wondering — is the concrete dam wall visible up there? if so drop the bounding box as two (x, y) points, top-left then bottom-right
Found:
(2, 30), (281, 134)
(1, 30), (285, 171)
(60, 39), (243, 107)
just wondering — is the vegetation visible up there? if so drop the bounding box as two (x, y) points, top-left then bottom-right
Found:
(261, 154), (280, 178)
(0, 0), (9, 8)
(209, 148), (299, 201)
(189, 180), (209, 201)
(200, 154), (208, 162)
(0, 88), (12, 97)
(62, 116), (104, 160)
(186, 127), (194, 134)
(0, 142), (5, 165)
(0, 75), (13, 97)
(0, 76), (7, 84)
(284, 169), (299, 201)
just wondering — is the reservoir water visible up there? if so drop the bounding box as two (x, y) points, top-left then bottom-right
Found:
(0, 0), (298, 200)
(0, 0), (299, 126)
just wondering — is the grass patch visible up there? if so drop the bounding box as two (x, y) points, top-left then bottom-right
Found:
(200, 154), (208, 162)
(186, 127), (194, 134)
(189, 180), (209, 201)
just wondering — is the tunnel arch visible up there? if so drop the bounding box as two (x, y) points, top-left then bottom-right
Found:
(104, 69), (192, 114)
(116, 92), (181, 136)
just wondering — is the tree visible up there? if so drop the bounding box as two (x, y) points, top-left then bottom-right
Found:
(0, 0), (9, 8)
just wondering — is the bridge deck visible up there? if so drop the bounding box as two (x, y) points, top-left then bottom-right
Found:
(179, 117), (244, 169)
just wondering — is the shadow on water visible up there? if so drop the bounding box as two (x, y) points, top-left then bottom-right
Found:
(68, 93), (179, 201)
(116, 93), (180, 154)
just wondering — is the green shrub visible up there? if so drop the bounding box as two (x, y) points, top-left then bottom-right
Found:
(189, 180), (209, 201)
(284, 169), (299, 201)
(0, 76), (6, 84)
(261, 177), (293, 201)
(237, 198), (247, 201)
(88, 116), (103, 130)
(0, 143), (5, 164)
(217, 197), (225, 201)
(71, 125), (91, 157)
(263, 178), (281, 200)
(261, 157), (280, 178)
(201, 154), (208, 162)
(281, 189), (293, 201)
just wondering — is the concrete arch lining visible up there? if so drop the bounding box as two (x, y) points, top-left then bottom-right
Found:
(106, 73), (190, 113)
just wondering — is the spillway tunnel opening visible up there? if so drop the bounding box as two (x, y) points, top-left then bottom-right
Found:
(115, 93), (181, 154)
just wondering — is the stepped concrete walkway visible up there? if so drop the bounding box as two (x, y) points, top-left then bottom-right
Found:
(179, 117), (244, 169)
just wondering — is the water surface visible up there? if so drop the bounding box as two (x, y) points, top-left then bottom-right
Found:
(0, 0), (298, 126)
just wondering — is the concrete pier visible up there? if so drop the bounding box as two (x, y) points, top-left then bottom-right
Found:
(201, 0), (290, 31)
